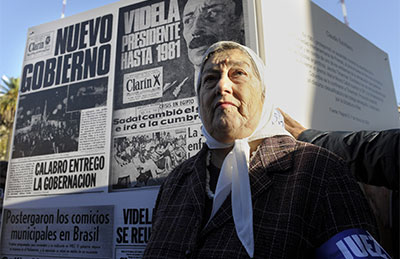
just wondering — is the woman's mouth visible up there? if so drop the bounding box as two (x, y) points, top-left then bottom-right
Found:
(216, 101), (236, 109)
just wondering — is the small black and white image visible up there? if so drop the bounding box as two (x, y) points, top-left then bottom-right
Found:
(12, 87), (80, 158)
(111, 129), (187, 190)
(67, 77), (108, 111)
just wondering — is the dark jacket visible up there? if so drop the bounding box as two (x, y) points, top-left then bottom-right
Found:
(143, 135), (377, 258)
(298, 129), (399, 190)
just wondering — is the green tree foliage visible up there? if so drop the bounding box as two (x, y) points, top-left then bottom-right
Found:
(0, 76), (19, 160)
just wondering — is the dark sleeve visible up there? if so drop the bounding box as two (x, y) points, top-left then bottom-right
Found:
(298, 129), (399, 190)
(317, 155), (379, 243)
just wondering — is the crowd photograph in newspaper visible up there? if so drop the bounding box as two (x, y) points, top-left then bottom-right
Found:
(12, 75), (108, 159)
(12, 86), (80, 158)
(112, 129), (186, 189)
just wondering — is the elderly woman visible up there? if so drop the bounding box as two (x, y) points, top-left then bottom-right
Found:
(143, 42), (382, 258)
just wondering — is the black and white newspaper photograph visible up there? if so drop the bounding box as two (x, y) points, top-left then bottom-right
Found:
(67, 77), (108, 112)
(12, 86), (80, 158)
(113, 0), (247, 110)
(111, 128), (186, 190)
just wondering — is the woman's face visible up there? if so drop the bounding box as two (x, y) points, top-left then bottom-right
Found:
(199, 48), (264, 143)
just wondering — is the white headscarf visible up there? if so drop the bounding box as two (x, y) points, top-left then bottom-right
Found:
(197, 41), (290, 258)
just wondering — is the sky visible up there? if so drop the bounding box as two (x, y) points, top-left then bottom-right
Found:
(0, 0), (399, 104)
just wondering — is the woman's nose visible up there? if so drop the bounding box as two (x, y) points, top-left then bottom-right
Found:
(216, 74), (233, 94)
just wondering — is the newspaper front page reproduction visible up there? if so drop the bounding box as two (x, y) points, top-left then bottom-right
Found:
(110, 0), (253, 192)
(1, 0), (256, 258)
(1, 5), (119, 259)
(8, 12), (114, 198)
(111, 0), (254, 257)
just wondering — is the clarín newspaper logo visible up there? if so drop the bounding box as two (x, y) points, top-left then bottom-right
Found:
(25, 31), (54, 60)
(123, 66), (163, 104)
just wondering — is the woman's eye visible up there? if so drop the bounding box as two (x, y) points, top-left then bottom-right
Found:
(231, 69), (246, 78)
(202, 75), (217, 87)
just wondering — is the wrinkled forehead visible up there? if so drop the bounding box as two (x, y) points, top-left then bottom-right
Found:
(203, 49), (253, 73)
(183, 0), (234, 15)
(202, 48), (260, 78)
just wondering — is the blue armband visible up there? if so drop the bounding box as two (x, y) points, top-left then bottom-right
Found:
(315, 228), (390, 258)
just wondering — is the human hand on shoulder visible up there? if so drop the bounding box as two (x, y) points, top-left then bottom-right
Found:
(278, 108), (307, 139)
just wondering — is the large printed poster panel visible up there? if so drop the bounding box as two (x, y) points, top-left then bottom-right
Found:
(5, 8), (116, 198)
(258, 0), (399, 131)
(110, 0), (256, 192)
(0, 206), (114, 259)
(1, 1), (257, 259)
(2, 0), (398, 259)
